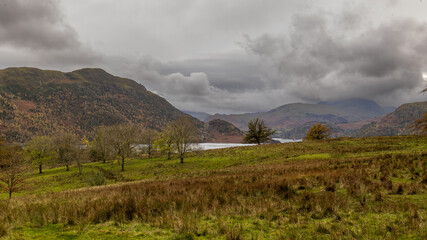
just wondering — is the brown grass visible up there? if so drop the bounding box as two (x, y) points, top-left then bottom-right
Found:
(1, 146), (425, 237)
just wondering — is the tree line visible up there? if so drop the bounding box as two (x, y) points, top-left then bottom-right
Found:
(0, 117), (198, 199)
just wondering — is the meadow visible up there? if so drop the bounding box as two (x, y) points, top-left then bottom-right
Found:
(1, 136), (426, 239)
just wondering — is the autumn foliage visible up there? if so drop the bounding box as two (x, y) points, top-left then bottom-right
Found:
(412, 113), (427, 135)
(305, 123), (332, 140)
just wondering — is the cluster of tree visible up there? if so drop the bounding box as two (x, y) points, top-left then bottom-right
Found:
(0, 117), (199, 198)
(242, 118), (332, 143)
(89, 117), (199, 169)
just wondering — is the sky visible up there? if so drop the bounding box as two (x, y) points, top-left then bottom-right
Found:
(1, 0), (427, 114)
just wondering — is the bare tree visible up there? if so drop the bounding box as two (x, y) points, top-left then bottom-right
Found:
(103, 125), (139, 171)
(0, 143), (28, 199)
(91, 126), (115, 163)
(169, 117), (199, 164)
(53, 133), (80, 172)
(142, 129), (157, 158)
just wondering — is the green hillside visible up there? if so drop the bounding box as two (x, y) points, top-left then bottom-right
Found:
(1, 136), (426, 239)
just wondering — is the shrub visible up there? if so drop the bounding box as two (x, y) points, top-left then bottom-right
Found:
(85, 171), (106, 186)
(173, 233), (194, 240)
(305, 123), (331, 140)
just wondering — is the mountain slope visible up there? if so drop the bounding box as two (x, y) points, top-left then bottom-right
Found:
(0, 67), (189, 142)
(183, 111), (212, 121)
(204, 119), (244, 143)
(207, 98), (392, 138)
(353, 101), (427, 137)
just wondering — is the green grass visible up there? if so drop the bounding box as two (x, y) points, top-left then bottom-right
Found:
(2, 136), (426, 199)
(1, 136), (426, 239)
(7, 222), (175, 240)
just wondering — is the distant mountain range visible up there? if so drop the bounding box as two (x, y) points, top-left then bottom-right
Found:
(203, 98), (394, 138)
(183, 111), (212, 121)
(353, 101), (427, 137)
(0, 67), (243, 143)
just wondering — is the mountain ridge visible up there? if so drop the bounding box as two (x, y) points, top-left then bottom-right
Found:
(206, 98), (394, 138)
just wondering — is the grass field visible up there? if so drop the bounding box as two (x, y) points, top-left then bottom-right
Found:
(1, 136), (426, 239)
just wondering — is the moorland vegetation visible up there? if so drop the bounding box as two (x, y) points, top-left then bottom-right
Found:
(0, 135), (426, 239)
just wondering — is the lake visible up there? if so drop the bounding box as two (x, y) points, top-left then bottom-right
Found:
(197, 138), (302, 150)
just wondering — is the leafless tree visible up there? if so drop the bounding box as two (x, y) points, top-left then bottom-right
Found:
(103, 125), (139, 171)
(0, 144), (29, 199)
(142, 129), (157, 158)
(53, 133), (80, 172)
(169, 117), (199, 163)
(91, 126), (115, 163)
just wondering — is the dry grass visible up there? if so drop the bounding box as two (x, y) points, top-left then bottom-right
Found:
(1, 136), (426, 238)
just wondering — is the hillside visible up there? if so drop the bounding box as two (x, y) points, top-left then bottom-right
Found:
(183, 111), (212, 121)
(353, 101), (427, 137)
(204, 119), (244, 143)
(0, 67), (191, 143)
(207, 98), (393, 138)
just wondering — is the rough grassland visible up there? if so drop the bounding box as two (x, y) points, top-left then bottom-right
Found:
(1, 136), (426, 239)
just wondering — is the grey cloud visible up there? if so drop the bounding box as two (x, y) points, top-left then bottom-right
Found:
(106, 56), (298, 114)
(243, 13), (427, 107)
(0, 0), (101, 70)
(0, 0), (78, 50)
(113, 11), (427, 113)
(2, 0), (427, 114)
(160, 53), (277, 93)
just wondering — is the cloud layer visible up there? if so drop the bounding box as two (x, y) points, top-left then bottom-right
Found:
(0, 0), (100, 70)
(242, 14), (427, 106)
(0, 0), (426, 113)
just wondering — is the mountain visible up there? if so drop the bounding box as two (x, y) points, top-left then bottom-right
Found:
(204, 119), (244, 143)
(207, 98), (393, 138)
(0, 67), (193, 143)
(183, 111), (212, 121)
(0, 67), (246, 143)
(353, 101), (427, 137)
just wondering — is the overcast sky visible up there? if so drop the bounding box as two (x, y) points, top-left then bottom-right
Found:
(1, 0), (427, 114)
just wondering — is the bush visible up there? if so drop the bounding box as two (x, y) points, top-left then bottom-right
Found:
(173, 233), (194, 240)
(85, 171), (106, 186)
(0, 224), (7, 238)
(305, 123), (331, 140)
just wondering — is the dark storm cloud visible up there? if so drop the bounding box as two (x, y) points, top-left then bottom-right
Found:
(243, 13), (427, 105)
(0, 0), (100, 69)
(0, 0), (78, 49)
